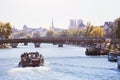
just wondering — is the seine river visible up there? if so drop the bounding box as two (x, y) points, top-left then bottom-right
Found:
(0, 43), (120, 80)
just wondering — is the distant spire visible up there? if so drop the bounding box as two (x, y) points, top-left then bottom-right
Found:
(51, 18), (54, 28)
(50, 18), (55, 30)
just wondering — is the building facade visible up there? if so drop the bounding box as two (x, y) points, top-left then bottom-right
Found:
(69, 19), (86, 29)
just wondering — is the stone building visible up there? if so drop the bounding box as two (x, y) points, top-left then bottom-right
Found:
(103, 21), (114, 38)
(69, 19), (86, 30)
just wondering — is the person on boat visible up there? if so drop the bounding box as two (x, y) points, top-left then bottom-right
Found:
(35, 52), (39, 57)
(39, 54), (44, 65)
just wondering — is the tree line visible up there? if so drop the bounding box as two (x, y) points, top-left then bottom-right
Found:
(0, 17), (120, 40)
(46, 23), (104, 38)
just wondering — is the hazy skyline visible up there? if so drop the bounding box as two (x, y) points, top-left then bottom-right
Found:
(0, 0), (120, 29)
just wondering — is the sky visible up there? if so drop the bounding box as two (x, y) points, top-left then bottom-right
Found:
(0, 0), (120, 30)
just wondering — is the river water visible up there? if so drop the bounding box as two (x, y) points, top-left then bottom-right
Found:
(0, 43), (120, 80)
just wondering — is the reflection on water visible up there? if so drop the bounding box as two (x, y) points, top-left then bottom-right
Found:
(0, 43), (120, 80)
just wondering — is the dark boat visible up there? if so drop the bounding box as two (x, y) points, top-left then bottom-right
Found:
(117, 56), (120, 68)
(18, 52), (44, 67)
(108, 50), (119, 62)
(85, 47), (108, 55)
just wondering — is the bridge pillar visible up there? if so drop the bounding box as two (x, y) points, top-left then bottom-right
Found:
(58, 43), (63, 47)
(11, 43), (19, 48)
(24, 42), (28, 46)
(34, 43), (41, 47)
(53, 43), (57, 45)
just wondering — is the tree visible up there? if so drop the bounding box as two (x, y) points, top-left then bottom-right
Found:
(85, 22), (94, 38)
(46, 30), (55, 37)
(23, 34), (32, 38)
(67, 29), (83, 38)
(0, 22), (4, 37)
(4, 22), (12, 38)
(0, 22), (12, 39)
(90, 26), (105, 38)
(58, 30), (68, 38)
(115, 17), (120, 39)
(67, 29), (74, 38)
(114, 17), (120, 50)
(0, 22), (12, 48)
(13, 31), (32, 39)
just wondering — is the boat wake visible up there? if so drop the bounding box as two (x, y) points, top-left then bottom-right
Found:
(9, 66), (50, 73)
(8, 66), (50, 80)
